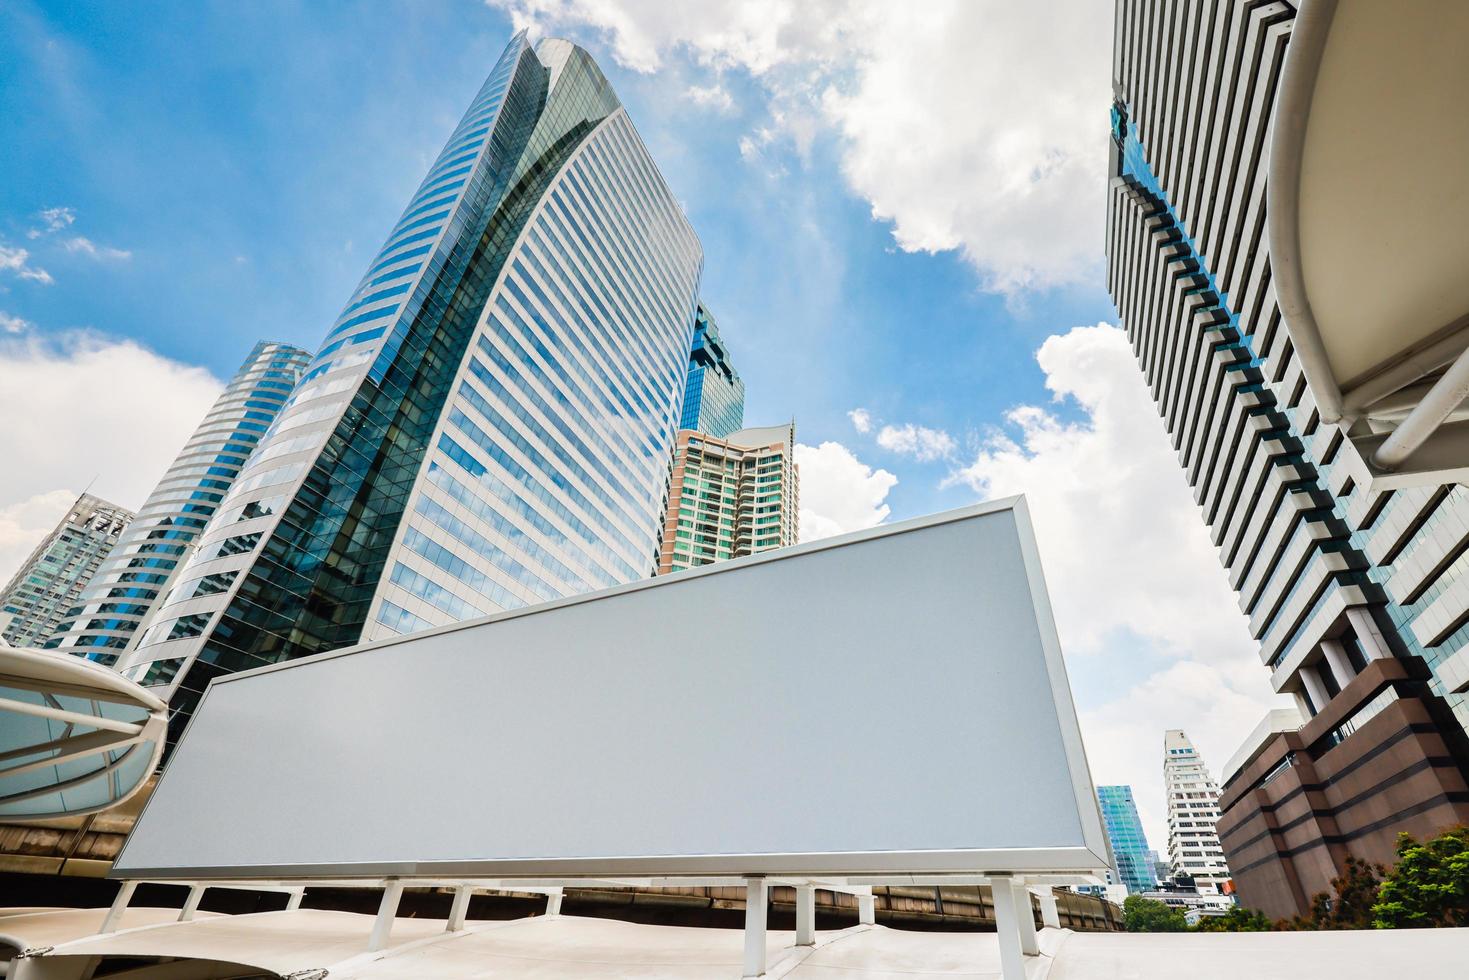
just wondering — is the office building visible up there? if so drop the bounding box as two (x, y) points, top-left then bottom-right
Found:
(658, 423), (798, 574)
(45, 341), (310, 663)
(115, 32), (704, 745)
(678, 302), (744, 439)
(0, 494), (133, 648)
(1096, 785), (1157, 894)
(1106, 0), (1469, 917)
(1162, 731), (1229, 894)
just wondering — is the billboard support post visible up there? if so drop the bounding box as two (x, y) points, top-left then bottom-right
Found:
(795, 884), (815, 946)
(1035, 886), (1061, 929)
(990, 877), (1028, 979)
(447, 886), (472, 932)
(742, 877), (767, 978)
(368, 881), (403, 952)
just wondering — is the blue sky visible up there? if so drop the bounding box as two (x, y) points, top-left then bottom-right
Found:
(0, 0), (1291, 847)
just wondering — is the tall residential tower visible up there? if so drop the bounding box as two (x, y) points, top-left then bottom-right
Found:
(1162, 731), (1229, 894)
(0, 495), (133, 648)
(1107, 0), (1469, 917)
(116, 34), (704, 744)
(47, 341), (310, 662)
(659, 423), (798, 574)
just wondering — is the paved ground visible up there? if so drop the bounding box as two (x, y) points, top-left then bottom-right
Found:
(3, 906), (1466, 979)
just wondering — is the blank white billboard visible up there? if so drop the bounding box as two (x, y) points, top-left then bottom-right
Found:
(115, 498), (1109, 880)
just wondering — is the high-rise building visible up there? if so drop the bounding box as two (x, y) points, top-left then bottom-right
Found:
(1162, 731), (1229, 895)
(1096, 785), (1158, 894)
(678, 302), (744, 439)
(1106, 0), (1469, 918)
(0, 495), (134, 648)
(115, 33), (704, 745)
(659, 423), (797, 574)
(45, 342), (311, 663)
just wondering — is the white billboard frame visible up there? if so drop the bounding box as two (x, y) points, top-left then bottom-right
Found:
(114, 497), (1110, 884)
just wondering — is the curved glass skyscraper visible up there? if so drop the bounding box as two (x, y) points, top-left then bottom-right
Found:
(46, 341), (310, 662)
(116, 33), (704, 745)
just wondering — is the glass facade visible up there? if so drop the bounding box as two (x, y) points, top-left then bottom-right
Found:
(0, 495), (134, 648)
(659, 423), (798, 574)
(116, 33), (704, 748)
(1096, 784), (1158, 894)
(45, 341), (309, 664)
(678, 302), (744, 439)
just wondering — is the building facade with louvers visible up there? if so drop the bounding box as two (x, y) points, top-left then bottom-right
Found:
(1107, 0), (1469, 918)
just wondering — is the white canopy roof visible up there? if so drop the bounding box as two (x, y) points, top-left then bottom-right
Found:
(1270, 0), (1469, 488)
(0, 646), (167, 820)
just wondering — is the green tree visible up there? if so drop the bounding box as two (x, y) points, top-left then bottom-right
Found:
(1193, 904), (1271, 932)
(1372, 826), (1469, 929)
(1283, 855), (1384, 930)
(1122, 895), (1188, 932)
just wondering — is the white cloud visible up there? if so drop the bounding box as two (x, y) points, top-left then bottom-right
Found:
(795, 440), (896, 542)
(0, 245), (54, 285)
(490, 0), (1110, 294)
(63, 236), (132, 261)
(945, 322), (1290, 843)
(0, 312), (31, 335)
(1079, 659), (1284, 854)
(847, 407), (872, 434)
(0, 333), (222, 584)
(28, 206), (76, 239)
(876, 422), (956, 462)
(686, 82), (733, 112)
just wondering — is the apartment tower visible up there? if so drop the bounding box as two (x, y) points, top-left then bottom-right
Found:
(1162, 731), (1230, 894)
(659, 423), (798, 574)
(116, 33), (704, 745)
(0, 495), (133, 648)
(1107, 0), (1469, 917)
(46, 341), (310, 663)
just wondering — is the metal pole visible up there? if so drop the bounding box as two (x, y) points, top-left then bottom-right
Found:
(544, 887), (564, 916)
(99, 880), (137, 934)
(1374, 344), (1469, 469)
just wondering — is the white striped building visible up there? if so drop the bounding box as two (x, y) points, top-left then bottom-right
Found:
(115, 34), (704, 746)
(1107, 0), (1469, 917)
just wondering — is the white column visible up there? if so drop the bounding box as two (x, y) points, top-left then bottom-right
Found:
(99, 880), (137, 934)
(743, 878), (768, 978)
(856, 890), (876, 926)
(1034, 886), (1060, 929)
(368, 880), (404, 952)
(544, 888), (564, 916)
(795, 884), (816, 946)
(285, 888), (305, 911)
(1014, 884), (1039, 956)
(989, 878), (1027, 980)
(447, 885), (472, 932)
(1320, 639), (1356, 689)
(1346, 607), (1391, 660)
(178, 884), (206, 922)
(1300, 664), (1332, 714)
